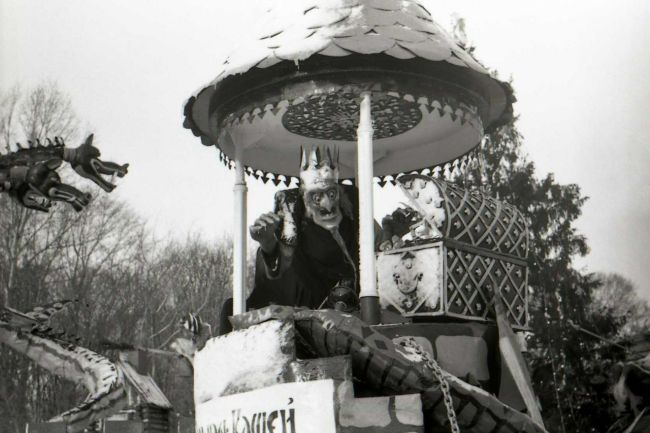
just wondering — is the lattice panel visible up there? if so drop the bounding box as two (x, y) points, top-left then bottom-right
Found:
(445, 247), (528, 328)
(440, 181), (528, 259)
(395, 175), (529, 260)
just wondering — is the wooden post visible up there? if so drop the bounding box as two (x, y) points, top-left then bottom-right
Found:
(357, 92), (380, 325)
(232, 149), (247, 315)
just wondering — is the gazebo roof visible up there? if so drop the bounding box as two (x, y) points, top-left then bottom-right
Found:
(183, 0), (514, 183)
(210, 0), (487, 83)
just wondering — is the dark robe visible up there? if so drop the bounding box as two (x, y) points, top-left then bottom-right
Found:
(248, 214), (358, 309)
(247, 185), (359, 310)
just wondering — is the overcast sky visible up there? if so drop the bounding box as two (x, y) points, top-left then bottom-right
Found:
(1, 0), (649, 299)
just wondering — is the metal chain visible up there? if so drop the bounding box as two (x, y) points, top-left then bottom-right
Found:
(426, 354), (461, 433)
(401, 337), (460, 433)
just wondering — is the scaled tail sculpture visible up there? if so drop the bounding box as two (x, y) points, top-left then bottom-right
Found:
(0, 134), (128, 212)
(0, 302), (127, 433)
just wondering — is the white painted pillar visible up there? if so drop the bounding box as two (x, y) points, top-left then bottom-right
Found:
(357, 92), (380, 324)
(232, 149), (248, 315)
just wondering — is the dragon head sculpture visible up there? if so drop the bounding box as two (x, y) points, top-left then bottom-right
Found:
(65, 134), (129, 192)
(0, 134), (128, 212)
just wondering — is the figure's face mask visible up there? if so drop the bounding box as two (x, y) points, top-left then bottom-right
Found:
(303, 184), (342, 229)
(300, 146), (342, 230)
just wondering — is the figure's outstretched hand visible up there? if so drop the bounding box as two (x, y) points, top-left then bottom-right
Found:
(250, 212), (282, 253)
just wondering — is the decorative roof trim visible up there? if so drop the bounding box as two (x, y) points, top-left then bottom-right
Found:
(213, 144), (483, 189)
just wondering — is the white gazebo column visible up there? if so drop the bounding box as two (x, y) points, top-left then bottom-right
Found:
(357, 91), (380, 325)
(232, 147), (247, 315)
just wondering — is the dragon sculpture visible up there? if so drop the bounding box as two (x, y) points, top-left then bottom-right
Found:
(0, 134), (128, 211)
(0, 135), (129, 431)
(0, 301), (127, 433)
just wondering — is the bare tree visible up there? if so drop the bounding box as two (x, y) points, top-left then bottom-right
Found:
(0, 193), (153, 431)
(0, 83), (80, 306)
(0, 87), (21, 153)
(139, 235), (233, 414)
(0, 82), (234, 430)
(590, 272), (650, 337)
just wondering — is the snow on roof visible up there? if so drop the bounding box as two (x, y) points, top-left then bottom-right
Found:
(182, 0), (513, 179)
(209, 0), (487, 86)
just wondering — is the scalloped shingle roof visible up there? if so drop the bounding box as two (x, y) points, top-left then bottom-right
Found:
(183, 0), (514, 180)
(209, 0), (487, 86)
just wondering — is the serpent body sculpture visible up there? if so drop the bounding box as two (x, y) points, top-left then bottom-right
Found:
(0, 304), (127, 433)
(231, 306), (547, 433)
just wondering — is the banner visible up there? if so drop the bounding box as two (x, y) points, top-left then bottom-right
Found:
(196, 379), (337, 433)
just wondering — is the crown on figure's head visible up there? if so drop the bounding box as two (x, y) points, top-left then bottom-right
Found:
(299, 145), (339, 189)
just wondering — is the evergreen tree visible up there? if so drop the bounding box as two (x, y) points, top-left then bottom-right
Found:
(456, 102), (624, 432)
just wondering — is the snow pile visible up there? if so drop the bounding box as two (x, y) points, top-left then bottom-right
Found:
(193, 320), (294, 404)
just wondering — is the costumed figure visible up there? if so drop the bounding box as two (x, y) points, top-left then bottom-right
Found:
(247, 145), (364, 311)
(231, 147), (438, 321)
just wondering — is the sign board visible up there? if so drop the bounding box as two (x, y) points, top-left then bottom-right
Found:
(196, 379), (336, 433)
